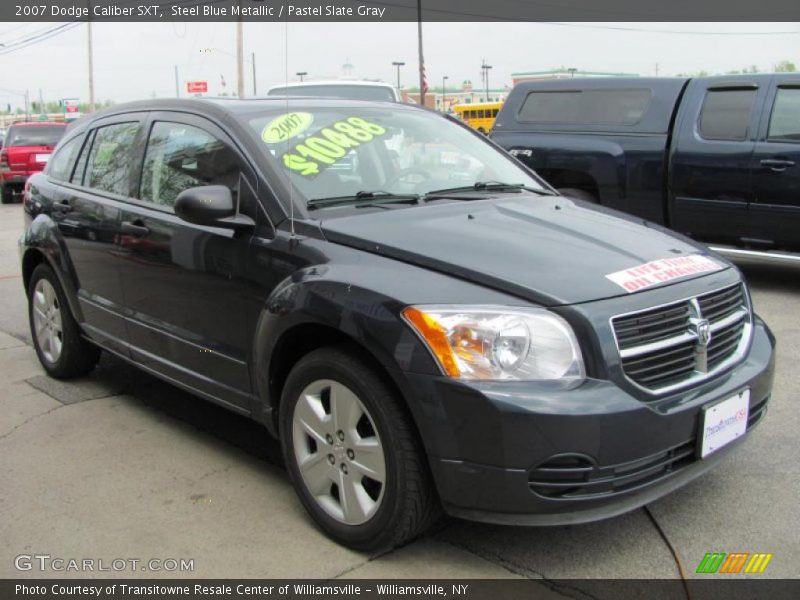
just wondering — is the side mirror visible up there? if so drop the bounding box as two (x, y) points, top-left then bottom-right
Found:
(174, 185), (254, 230)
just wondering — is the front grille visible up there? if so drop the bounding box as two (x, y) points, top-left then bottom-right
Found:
(612, 284), (751, 394)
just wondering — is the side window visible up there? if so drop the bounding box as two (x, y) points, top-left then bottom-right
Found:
(518, 89), (651, 125)
(698, 89), (756, 141)
(84, 122), (140, 195)
(47, 135), (83, 182)
(71, 131), (94, 185)
(768, 87), (800, 142)
(140, 121), (241, 209)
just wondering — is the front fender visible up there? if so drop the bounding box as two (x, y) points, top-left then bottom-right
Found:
(251, 265), (441, 438)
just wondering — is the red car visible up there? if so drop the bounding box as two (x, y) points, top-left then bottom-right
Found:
(1, 122), (66, 204)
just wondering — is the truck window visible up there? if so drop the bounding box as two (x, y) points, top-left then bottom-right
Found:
(767, 88), (800, 142)
(698, 89), (756, 141)
(517, 89), (651, 125)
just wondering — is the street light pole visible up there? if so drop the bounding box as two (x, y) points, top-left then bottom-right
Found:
(392, 61), (405, 91)
(481, 60), (492, 102)
(441, 75), (448, 111)
(417, 0), (426, 107)
(296, 71), (307, 82)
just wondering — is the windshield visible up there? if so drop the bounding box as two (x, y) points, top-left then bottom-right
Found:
(268, 85), (397, 103)
(245, 106), (547, 207)
(6, 124), (66, 147)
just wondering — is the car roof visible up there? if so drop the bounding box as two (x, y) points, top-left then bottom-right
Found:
(268, 80), (395, 90)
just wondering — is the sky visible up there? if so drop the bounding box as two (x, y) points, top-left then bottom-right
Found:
(1, 21), (799, 107)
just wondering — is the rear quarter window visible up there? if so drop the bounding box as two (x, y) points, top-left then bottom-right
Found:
(47, 135), (84, 182)
(517, 88), (652, 125)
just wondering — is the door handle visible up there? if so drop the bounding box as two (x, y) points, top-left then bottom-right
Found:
(53, 199), (73, 213)
(760, 158), (796, 172)
(120, 220), (150, 236)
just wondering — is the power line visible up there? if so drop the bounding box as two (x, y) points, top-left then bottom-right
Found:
(353, 1), (800, 34)
(0, 24), (82, 56)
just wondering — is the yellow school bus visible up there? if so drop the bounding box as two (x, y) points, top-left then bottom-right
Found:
(452, 101), (504, 134)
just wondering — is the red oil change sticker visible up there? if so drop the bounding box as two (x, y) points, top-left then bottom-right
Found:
(606, 254), (723, 293)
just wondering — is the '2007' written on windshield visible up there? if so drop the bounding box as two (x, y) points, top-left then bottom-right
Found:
(281, 117), (387, 177)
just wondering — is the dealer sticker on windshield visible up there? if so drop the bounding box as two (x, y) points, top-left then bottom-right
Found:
(605, 254), (723, 293)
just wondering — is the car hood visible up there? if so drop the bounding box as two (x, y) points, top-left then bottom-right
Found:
(319, 196), (730, 306)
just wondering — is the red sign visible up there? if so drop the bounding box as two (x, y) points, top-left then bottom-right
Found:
(186, 81), (208, 94)
(65, 104), (79, 113)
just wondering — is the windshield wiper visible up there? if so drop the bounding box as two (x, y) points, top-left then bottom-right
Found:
(424, 181), (555, 199)
(307, 190), (421, 209)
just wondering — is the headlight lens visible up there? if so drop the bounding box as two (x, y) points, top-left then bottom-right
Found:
(402, 306), (585, 381)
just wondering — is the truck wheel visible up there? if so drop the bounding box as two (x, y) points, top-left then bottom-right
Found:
(28, 264), (100, 379)
(557, 187), (598, 203)
(1, 186), (13, 204)
(280, 346), (440, 551)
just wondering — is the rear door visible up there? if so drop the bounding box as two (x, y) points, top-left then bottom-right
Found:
(115, 112), (258, 409)
(53, 116), (147, 356)
(749, 75), (800, 249)
(670, 77), (768, 244)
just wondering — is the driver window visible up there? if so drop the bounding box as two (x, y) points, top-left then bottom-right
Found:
(140, 121), (241, 208)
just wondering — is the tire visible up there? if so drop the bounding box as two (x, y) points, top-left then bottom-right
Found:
(557, 187), (598, 203)
(1, 185), (13, 204)
(28, 263), (100, 379)
(280, 346), (440, 552)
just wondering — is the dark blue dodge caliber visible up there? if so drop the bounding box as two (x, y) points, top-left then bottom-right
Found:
(19, 98), (774, 550)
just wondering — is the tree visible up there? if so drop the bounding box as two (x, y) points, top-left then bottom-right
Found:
(774, 60), (797, 72)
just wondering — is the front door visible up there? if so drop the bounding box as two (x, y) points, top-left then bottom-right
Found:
(115, 114), (257, 410)
(749, 76), (800, 250)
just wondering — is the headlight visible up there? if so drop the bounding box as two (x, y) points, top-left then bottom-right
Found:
(402, 306), (585, 381)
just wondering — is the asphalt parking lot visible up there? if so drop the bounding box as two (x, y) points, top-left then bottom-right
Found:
(1, 202), (797, 582)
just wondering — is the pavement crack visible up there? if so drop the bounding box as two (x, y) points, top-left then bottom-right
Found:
(0, 404), (62, 441)
(434, 532), (599, 600)
(644, 506), (692, 600)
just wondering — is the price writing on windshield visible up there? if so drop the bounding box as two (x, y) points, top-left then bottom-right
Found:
(281, 117), (386, 177)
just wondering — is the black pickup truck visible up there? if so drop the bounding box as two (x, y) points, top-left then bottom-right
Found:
(492, 75), (800, 254)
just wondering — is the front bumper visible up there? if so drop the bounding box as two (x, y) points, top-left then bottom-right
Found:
(403, 317), (774, 525)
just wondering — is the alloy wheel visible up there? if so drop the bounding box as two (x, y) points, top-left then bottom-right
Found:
(292, 379), (386, 525)
(32, 279), (64, 364)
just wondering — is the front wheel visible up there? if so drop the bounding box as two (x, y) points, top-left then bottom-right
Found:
(280, 346), (440, 551)
(28, 263), (100, 378)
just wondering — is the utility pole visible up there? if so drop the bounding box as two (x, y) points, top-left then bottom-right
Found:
(87, 9), (95, 112)
(655, 62), (660, 76)
(24, 89), (30, 121)
(441, 75), (448, 111)
(174, 66), (180, 98)
(236, 10), (245, 98)
(252, 52), (257, 96)
(417, 0), (426, 107)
